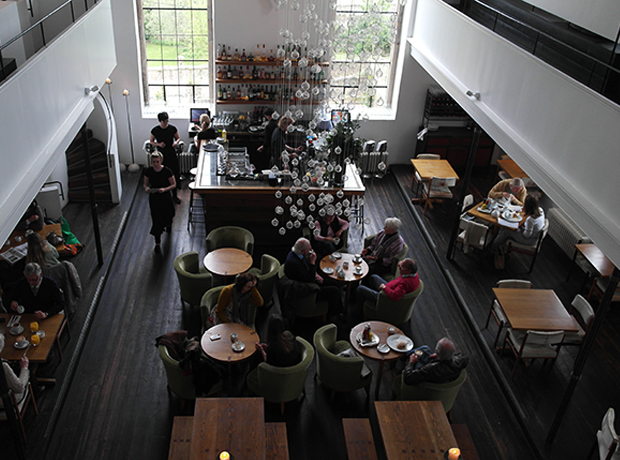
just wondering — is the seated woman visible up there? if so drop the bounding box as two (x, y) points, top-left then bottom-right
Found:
(16, 200), (44, 231)
(254, 314), (302, 367)
(492, 194), (545, 257)
(312, 212), (349, 259)
(193, 113), (217, 151)
(213, 273), (263, 326)
(270, 116), (303, 169)
(0, 333), (30, 409)
(26, 232), (60, 268)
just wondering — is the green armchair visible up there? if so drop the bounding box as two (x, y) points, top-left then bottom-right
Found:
(173, 252), (213, 310)
(200, 285), (258, 333)
(277, 266), (328, 322)
(206, 226), (254, 256)
(246, 337), (314, 414)
(363, 235), (409, 281)
(158, 344), (222, 407)
(313, 323), (372, 400)
(392, 369), (467, 416)
(363, 280), (424, 326)
(248, 254), (281, 307)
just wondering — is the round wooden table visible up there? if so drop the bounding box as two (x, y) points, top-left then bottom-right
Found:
(320, 253), (369, 305)
(349, 321), (409, 400)
(201, 323), (260, 368)
(203, 248), (253, 277)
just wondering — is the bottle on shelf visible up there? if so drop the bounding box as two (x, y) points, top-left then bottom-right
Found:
(216, 66), (223, 79)
(255, 44), (261, 61)
(217, 85), (223, 100)
(227, 65), (232, 79)
(222, 127), (227, 140)
(217, 44), (222, 60)
(227, 46), (232, 60)
(252, 66), (258, 80)
(268, 48), (274, 62)
(239, 66), (244, 79)
(241, 48), (247, 61)
(232, 66), (239, 79)
(262, 44), (267, 61)
(233, 48), (240, 61)
(221, 44), (227, 60)
(248, 49), (254, 61)
(227, 86), (232, 100)
(236, 86), (241, 99)
(245, 65), (251, 79)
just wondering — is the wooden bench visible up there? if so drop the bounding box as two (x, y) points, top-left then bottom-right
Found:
(452, 423), (480, 460)
(168, 416), (193, 460)
(265, 422), (289, 460)
(343, 418), (378, 460)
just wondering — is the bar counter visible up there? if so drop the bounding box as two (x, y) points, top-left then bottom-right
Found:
(193, 146), (365, 250)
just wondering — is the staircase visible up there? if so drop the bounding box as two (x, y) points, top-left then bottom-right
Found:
(66, 129), (113, 202)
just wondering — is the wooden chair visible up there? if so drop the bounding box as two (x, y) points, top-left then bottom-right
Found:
(588, 276), (620, 304)
(502, 330), (564, 379)
(0, 383), (38, 443)
(411, 153), (441, 197)
(455, 219), (490, 254)
(588, 408), (620, 460)
(421, 176), (457, 215)
(484, 279), (532, 347)
(505, 218), (549, 273)
(561, 294), (595, 347)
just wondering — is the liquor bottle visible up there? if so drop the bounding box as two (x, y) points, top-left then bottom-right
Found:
(217, 85), (223, 100)
(245, 65), (251, 79)
(227, 86), (232, 100)
(252, 66), (258, 80)
(233, 48), (240, 61)
(268, 49), (275, 62)
(260, 86), (265, 100)
(216, 66), (223, 79)
(260, 68), (266, 80)
(262, 44), (267, 61)
(220, 85), (226, 100)
(217, 44), (222, 60)
(236, 86), (241, 99)
(255, 44), (261, 61)
(227, 46), (232, 60)
(248, 49), (254, 61)
(221, 44), (227, 60)
(239, 66), (244, 79)
(292, 67), (298, 81)
(227, 65), (232, 79)
(232, 66), (239, 79)
(241, 49), (247, 61)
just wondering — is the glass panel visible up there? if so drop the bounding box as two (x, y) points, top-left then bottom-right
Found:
(148, 85), (165, 104)
(148, 65), (164, 84)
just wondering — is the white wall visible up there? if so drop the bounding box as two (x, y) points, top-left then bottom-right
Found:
(0, 0), (117, 243)
(0, 0), (27, 66)
(409, 0), (620, 267)
(523, 0), (620, 42)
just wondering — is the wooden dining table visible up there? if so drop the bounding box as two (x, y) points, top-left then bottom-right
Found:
(491, 288), (579, 332)
(190, 397), (266, 460)
(349, 321), (406, 400)
(497, 157), (528, 179)
(375, 400), (458, 460)
(203, 247), (253, 277)
(467, 200), (525, 230)
(573, 243), (615, 278)
(320, 253), (369, 305)
(410, 159), (459, 182)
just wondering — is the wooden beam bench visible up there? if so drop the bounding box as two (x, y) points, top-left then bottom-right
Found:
(343, 418), (378, 460)
(452, 423), (480, 460)
(266, 422), (289, 460)
(168, 416), (193, 460)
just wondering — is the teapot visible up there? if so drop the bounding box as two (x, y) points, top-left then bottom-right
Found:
(491, 209), (500, 219)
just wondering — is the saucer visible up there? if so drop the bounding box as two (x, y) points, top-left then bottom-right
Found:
(332, 252), (342, 259)
(231, 341), (245, 352)
(10, 325), (24, 335)
(377, 343), (390, 354)
(322, 267), (334, 275)
(14, 340), (29, 350)
(353, 257), (362, 264)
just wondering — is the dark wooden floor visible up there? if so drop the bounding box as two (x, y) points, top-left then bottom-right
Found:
(3, 164), (618, 459)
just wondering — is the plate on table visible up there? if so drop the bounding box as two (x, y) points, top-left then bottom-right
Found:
(14, 340), (29, 350)
(476, 206), (492, 214)
(502, 210), (522, 223)
(231, 341), (245, 352)
(332, 252), (342, 259)
(354, 267), (363, 276)
(377, 343), (390, 354)
(387, 334), (414, 353)
(353, 256), (362, 264)
(10, 325), (24, 335)
(322, 267), (334, 275)
(356, 332), (379, 347)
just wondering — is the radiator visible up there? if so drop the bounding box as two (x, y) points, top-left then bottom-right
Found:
(547, 207), (591, 258)
(178, 152), (197, 174)
(359, 151), (389, 178)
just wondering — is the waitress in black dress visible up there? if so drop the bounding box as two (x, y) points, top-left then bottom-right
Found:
(143, 151), (176, 254)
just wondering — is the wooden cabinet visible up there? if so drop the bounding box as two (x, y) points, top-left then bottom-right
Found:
(416, 127), (495, 171)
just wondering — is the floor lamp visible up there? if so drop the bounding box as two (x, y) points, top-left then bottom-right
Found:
(123, 89), (140, 172)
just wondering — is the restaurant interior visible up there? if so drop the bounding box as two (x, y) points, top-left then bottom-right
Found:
(1, 0), (620, 459)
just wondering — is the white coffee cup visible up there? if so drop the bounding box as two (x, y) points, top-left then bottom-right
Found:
(16, 305), (25, 314)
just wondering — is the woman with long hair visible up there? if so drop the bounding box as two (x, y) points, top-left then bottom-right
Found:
(194, 113), (217, 150)
(26, 232), (60, 268)
(143, 151), (176, 254)
(213, 273), (263, 326)
(492, 194), (545, 261)
(254, 314), (302, 367)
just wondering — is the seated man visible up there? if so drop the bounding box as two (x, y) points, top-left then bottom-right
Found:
(356, 258), (420, 311)
(312, 211), (349, 259)
(403, 338), (468, 386)
(488, 177), (527, 206)
(362, 217), (405, 277)
(16, 199), (44, 231)
(10, 262), (65, 320)
(283, 238), (343, 317)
